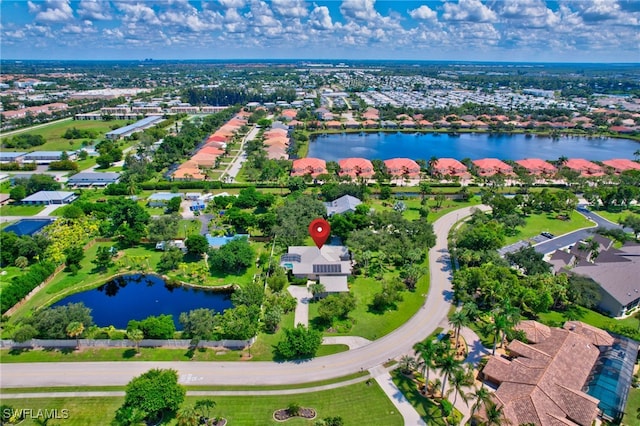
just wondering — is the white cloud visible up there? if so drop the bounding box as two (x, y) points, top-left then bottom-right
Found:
(340, 0), (379, 22)
(577, 0), (622, 21)
(117, 3), (161, 26)
(218, 0), (246, 9)
(498, 0), (559, 28)
(442, 0), (497, 23)
(77, 0), (111, 20)
(30, 0), (74, 23)
(62, 21), (97, 34)
(271, 0), (308, 18)
(309, 5), (333, 30)
(409, 5), (437, 21)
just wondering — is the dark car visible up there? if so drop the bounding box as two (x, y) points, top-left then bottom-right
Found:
(541, 232), (554, 239)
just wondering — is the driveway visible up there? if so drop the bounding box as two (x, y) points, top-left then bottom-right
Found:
(0, 206), (481, 389)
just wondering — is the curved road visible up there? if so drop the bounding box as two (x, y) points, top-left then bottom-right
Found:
(0, 206), (480, 389)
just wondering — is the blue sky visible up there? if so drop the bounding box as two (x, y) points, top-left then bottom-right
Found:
(1, 0), (639, 62)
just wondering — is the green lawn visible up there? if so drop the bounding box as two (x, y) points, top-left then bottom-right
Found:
(623, 387), (640, 425)
(0, 265), (22, 290)
(1, 382), (402, 426)
(0, 119), (129, 152)
(592, 207), (640, 226)
(537, 307), (640, 331)
(307, 264), (430, 340)
(391, 370), (462, 425)
(502, 210), (593, 246)
(0, 204), (45, 216)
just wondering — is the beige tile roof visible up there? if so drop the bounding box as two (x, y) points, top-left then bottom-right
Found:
(482, 321), (604, 426)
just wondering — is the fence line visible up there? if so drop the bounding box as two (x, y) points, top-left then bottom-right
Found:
(1, 336), (256, 350)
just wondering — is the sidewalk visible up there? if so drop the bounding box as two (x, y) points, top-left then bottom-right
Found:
(369, 365), (426, 426)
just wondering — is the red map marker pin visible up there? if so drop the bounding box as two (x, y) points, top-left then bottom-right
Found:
(309, 218), (331, 249)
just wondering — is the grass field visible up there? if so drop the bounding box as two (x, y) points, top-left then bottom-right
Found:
(1, 381), (402, 426)
(0, 120), (129, 152)
(623, 387), (640, 425)
(0, 204), (45, 216)
(502, 210), (593, 246)
(592, 207), (640, 226)
(0, 265), (22, 290)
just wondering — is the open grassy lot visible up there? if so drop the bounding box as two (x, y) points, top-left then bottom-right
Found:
(1, 381), (402, 426)
(502, 210), (593, 246)
(623, 387), (640, 425)
(0, 265), (22, 291)
(0, 119), (129, 152)
(0, 204), (45, 216)
(592, 207), (640, 226)
(537, 307), (640, 331)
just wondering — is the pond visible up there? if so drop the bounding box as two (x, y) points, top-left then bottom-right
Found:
(51, 274), (233, 329)
(307, 132), (640, 161)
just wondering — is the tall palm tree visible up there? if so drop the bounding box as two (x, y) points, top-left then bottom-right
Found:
(66, 321), (84, 350)
(461, 301), (480, 322)
(449, 310), (470, 345)
(437, 350), (463, 396)
(413, 338), (440, 388)
(398, 355), (417, 375)
(482, 312), (507, 356)
(447, 364), (474, 405)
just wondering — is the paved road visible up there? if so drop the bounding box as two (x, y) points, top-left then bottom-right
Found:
(221, 125), (258, 182)
(0, 206), (483, 389)
(533, 206), (627, 255)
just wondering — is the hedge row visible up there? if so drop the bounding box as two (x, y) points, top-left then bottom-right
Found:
(1, 261), (57, 314)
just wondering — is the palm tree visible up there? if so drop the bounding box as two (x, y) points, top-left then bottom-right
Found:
(484, 400), (508, 425)
(128, 328), (144, 354)
(414, 338), (441, 389)
(634, 149), (640, 162)
(399, 355), (417, 375)
(470, 385), (492, 418)
(437, 350), (463, 397)
(447, 364), (474, 405)
(176, 405), (199, 426)
(66, 321), (84, 350)
(461, 301), (480, 322)
(482, 312), (507, 356)
(309, 282), (326, 300)
(449, 310), (469, 346)
(194, 399), (216, 420)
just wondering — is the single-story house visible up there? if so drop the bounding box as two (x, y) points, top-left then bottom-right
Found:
(0, 152), (26, 163)
(280, 245), (352, 293)
(564, 158), (605, 177)
(67, 172), (121, 187)
(515, 158), (557, 176)
(432, 158), (470, 178)
(472, 158), (514, 177)
(21, 191), (77, 205)
(148, 192), (183, 207)
(22, 151), (74, 164)
(325, 195), (362, 216)
(155, 240), (187, 253)
(602, 159), (640, 174)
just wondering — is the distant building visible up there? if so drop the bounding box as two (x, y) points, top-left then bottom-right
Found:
(472, 158), (514, 177)
(602, 159), (640, 174)
(515, 158), (557, 176)
(291, 158), (327, 178)
(564, 159), (605, 177)
(105, 116), (163, 140)
(384, 158), (421, 179)
(338, 158), (374, 179)
(22, 151), (73, 164)
(21, 191), (76, 205)
(0, 152), (26, 163)
(67, 172), (120, 187)
(325, 195), (362, 216)
(432, 158), (469, 178)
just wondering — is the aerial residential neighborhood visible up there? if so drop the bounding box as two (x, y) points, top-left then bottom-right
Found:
(1, 2), (640, 424)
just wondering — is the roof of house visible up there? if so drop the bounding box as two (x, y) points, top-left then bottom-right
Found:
(325, 195), (362, 215)
(433, 158), (468, 172)
(291, 158), (327, 177)
(473, 158), (513, 171)
(571, 243), (640, 308)
(319, 275), (349, 292)
(22, 191), (75, 202)
(564, 159), (604, 176)
(482, 321), (605, 426)
(516, 158), (557, 174)
(383, 158), (420, 176)
(23, 151), (65, 158)
(67, 172), (120, 183)
(338, 158), (374, 177)
(0, 152), (26, 160)
(602, 159), (640, 171)
(106, 116), (163, 137)
(280, 245), (352, 277)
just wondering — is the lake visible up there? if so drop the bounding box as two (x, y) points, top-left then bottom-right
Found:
(52, 274), (233, 329)
(307, 132), (640, 161)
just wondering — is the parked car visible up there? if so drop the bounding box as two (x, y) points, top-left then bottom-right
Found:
(541, 232), (555, 239)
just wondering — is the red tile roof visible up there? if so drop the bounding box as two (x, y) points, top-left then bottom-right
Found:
(516, 158), (557, 175)
(383, 158), (420, 177)
(338, 158), (374, 178)
(432, 158), (469, 177)
(473, 158), (514, 177)
(564, 159), (605, 177)
(291, 158), (327, 177)
(602, 159), (640, 173)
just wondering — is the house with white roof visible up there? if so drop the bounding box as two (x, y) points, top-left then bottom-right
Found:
(280, 245), (352, 293)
